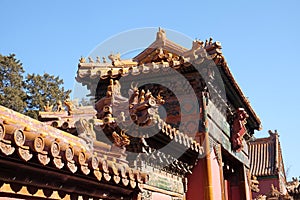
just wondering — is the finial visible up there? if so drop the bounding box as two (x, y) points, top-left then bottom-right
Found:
(268, 129), (279, 137)
(209, 37), (213, 45)
(102, 57), (107, 63)
(79, 56), (86, 63)
(156, 27), (166, 42)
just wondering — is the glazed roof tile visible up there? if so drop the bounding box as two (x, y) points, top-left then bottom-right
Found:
(249, 131), (285, 177)
(0, 105), (146, 189)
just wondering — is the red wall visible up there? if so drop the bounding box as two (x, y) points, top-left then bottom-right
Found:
(186, 151), (222, 200)
(186, 159), (205, 200)
(211, 150), (222, 199)
(231, 186), (241, 200)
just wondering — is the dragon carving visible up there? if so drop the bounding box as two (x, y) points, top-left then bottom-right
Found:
(112, 130), (130, 148)
(231, 108), (249, 152)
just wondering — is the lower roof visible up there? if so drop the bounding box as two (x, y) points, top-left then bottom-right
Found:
(0, 105), (145, 199)
(249, 130), (285, 178)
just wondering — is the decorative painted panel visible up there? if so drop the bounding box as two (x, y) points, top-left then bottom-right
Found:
(147, 171), (184, 194)
(206, 100), (230, 137)
(207, 118), (249, 166)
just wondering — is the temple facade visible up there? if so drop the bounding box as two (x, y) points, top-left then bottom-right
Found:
(75, 28), (262, 199)
(2, 28), (291, 200)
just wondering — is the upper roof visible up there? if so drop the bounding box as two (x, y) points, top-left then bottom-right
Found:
(76, 28), (261, 131)
(249, 130), (286, 177)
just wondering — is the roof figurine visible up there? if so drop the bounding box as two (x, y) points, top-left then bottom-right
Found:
(43, 100), (53, 112)
(96, 56), (101, 63)
(112, 130), (130, 148)
(102, 56), (107, 63)
(64, 95), (76, 114)
(108, 52), (137, 67)
(55, 100), (64, 112)
(79, 56), (86, 63)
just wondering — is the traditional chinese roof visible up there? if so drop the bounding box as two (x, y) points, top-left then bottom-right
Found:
(0, 105), (146, 199)
(38, 105), (96, 134)
(249, 130), (286, 177)
(287, 178), (300, 197)
(76, 28), (261, 131)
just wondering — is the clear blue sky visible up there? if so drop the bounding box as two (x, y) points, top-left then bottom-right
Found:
(1, 0), (299, 179)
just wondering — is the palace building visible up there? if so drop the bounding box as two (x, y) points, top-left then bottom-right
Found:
(0, 28), (290, 200)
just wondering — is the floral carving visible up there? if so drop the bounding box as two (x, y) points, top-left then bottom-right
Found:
(93, 170), (102, 181)
(50, 141), (60, 157)
(67, 161), (77, 173)
(18, 147), (32, 161)
(37, 153), (50, 165)
(53, 157), (64, 169)
(33, 136), (44, 152)
(0, 140), (15, 155)
(14, 130), (25, 147)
